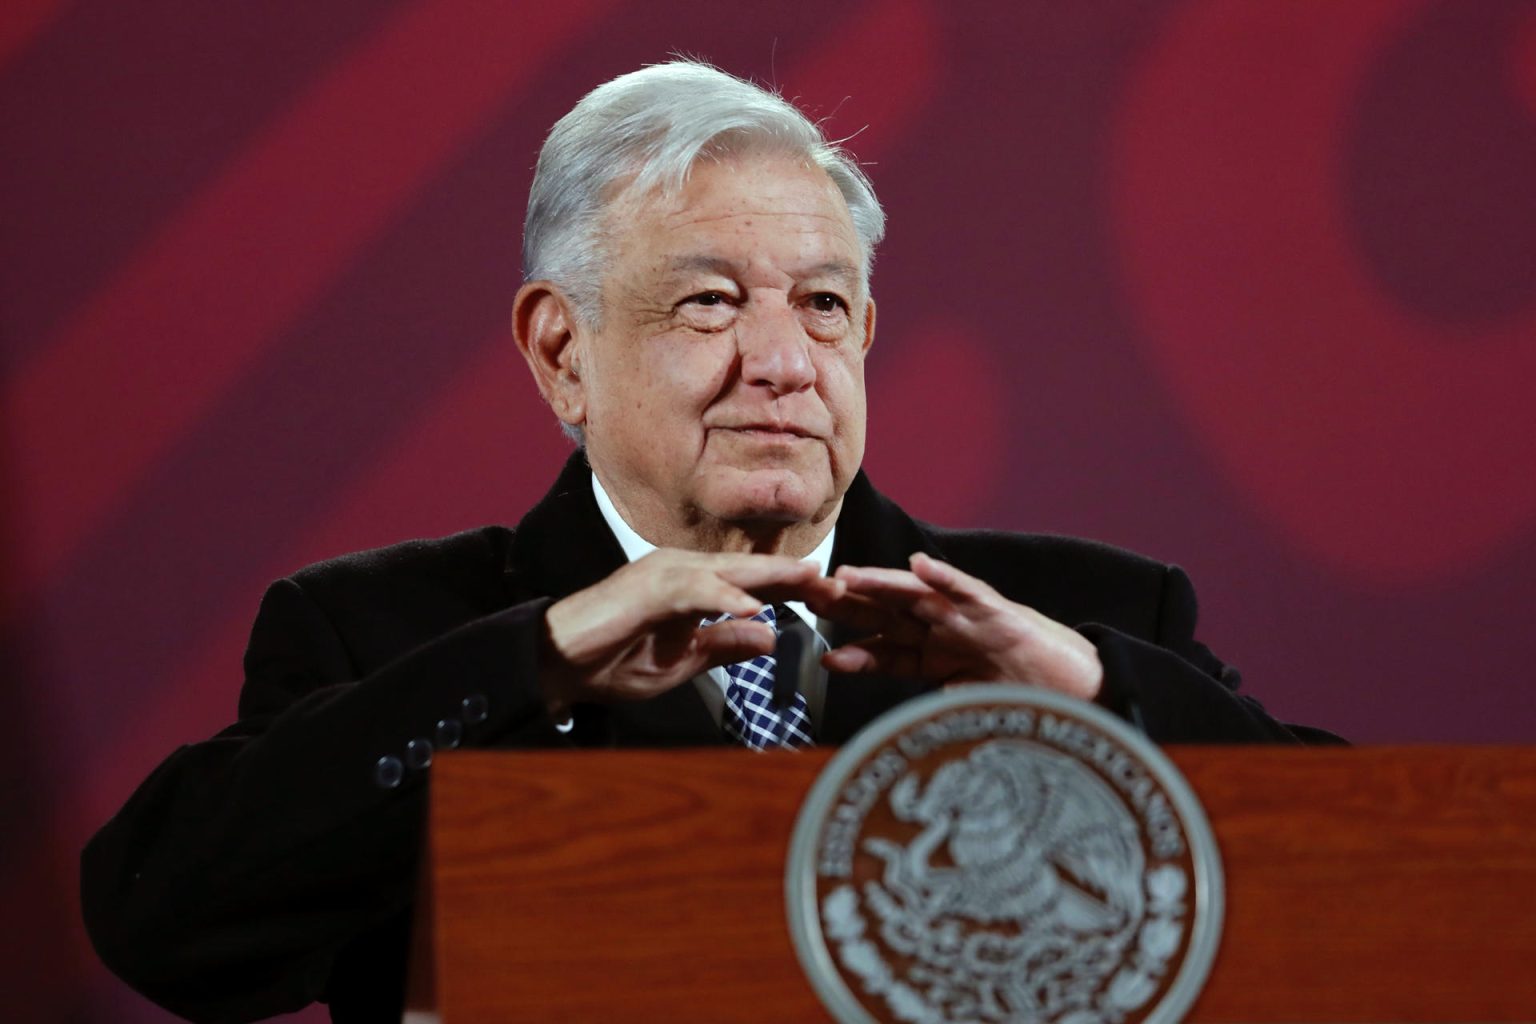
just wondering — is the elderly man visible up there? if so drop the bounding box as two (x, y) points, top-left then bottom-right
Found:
(83, 62), (1328, 1024)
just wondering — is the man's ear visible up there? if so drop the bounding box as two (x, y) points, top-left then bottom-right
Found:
(861, 296), (877, 354)
(512, 281), (587, 428)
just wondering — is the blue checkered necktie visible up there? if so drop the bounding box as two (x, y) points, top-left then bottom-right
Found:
(702, 605), (814, 751)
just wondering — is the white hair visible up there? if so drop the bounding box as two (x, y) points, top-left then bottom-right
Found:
(523, 60), (886, 327)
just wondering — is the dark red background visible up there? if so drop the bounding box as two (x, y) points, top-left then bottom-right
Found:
(4, 1), (1534, 1020)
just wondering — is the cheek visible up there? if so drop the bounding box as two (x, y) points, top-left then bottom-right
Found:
(630, 340), (734, 420)
(819, 354), (869, 431)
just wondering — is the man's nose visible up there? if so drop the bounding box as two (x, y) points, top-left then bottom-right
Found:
(738, 300), (815, 394)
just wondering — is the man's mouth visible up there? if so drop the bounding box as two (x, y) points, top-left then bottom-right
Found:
(717, 423), (816, 439)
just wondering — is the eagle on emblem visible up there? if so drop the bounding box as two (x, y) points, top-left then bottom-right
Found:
(859, 741), (1150, 1020)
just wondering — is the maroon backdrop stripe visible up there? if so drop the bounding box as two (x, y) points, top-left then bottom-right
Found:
(783, 0), (941, 157)
(863, 323), (1009, 523)
(0, 0), (411, 375)
(4, 0), (617, 603)
(1112, 0), (1536, 582)
(0, 0), (63, 68)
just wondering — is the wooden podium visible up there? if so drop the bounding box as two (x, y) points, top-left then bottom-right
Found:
(408, 747), (1536, 1022)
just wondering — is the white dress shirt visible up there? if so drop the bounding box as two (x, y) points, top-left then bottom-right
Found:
(590, 473), (834, 732)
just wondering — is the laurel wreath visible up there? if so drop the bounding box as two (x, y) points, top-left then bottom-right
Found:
(821, 862), (1187, 1024)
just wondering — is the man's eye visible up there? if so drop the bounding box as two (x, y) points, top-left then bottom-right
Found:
(809, 293), (848, 313)
(687, 291), (727, 307)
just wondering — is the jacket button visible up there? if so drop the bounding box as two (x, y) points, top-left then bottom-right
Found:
(404, 737), (433, 770)
(435, 718), (464, 750)
(374, 755), (405, 789)
(461, 693), (489, 724)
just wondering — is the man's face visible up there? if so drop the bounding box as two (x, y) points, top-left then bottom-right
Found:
(571, 153), (874, 543)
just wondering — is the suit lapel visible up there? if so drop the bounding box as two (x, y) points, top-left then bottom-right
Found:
(819, 472), (946, 744)
(500, 452), (726, 748)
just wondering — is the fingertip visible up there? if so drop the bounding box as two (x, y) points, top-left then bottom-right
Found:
(807, 574), (845, 598)
(700, 619), (774, 659)
(823, 646), (870, 672)
(912, 554), (959, 589)
(739, 622), (777, 652)
(911, 551), (944, 572)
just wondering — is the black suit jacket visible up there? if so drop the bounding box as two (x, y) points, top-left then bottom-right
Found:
(82, 453), (1329, 1023)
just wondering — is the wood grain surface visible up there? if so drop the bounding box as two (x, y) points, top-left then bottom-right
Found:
(423, 747), (1536, 1022)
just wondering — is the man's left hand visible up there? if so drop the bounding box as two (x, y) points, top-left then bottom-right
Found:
(811, 552), (1104, 701)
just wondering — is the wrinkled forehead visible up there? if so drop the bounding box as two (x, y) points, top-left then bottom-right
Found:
(600, 153), (863, 277)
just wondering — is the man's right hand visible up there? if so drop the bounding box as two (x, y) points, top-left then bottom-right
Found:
(540, 550), (845, 716)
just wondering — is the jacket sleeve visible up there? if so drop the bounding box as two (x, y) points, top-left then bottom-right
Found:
(1080, 565), (1345, 745)
(80, 577), (565, 1023)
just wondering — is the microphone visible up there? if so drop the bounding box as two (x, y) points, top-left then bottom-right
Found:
(771, 604), (818, 708)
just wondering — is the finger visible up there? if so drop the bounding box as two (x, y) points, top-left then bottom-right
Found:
(597, 619), (775, 702)
(694, 619), (776, 667)
(639, 622), (773, 692)
(636, 551), (817, 613)
(685, 575), (847, 622)
(822, 637), (924, 679)
(821, 643), (876, 673)
(827, 575), (937, 644)
(832, 566), (935, 609)
(806, 589), (930, 645)
(908, 591), (967, 632)
(909, 552), (999, 610)
(713, 554), (821, 591)
(670, 577), (766, 620)
(834, 564), (928, 593)
(801, 588), (887, 631)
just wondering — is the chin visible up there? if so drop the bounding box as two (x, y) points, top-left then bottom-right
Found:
(701, 468), (832, 525)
